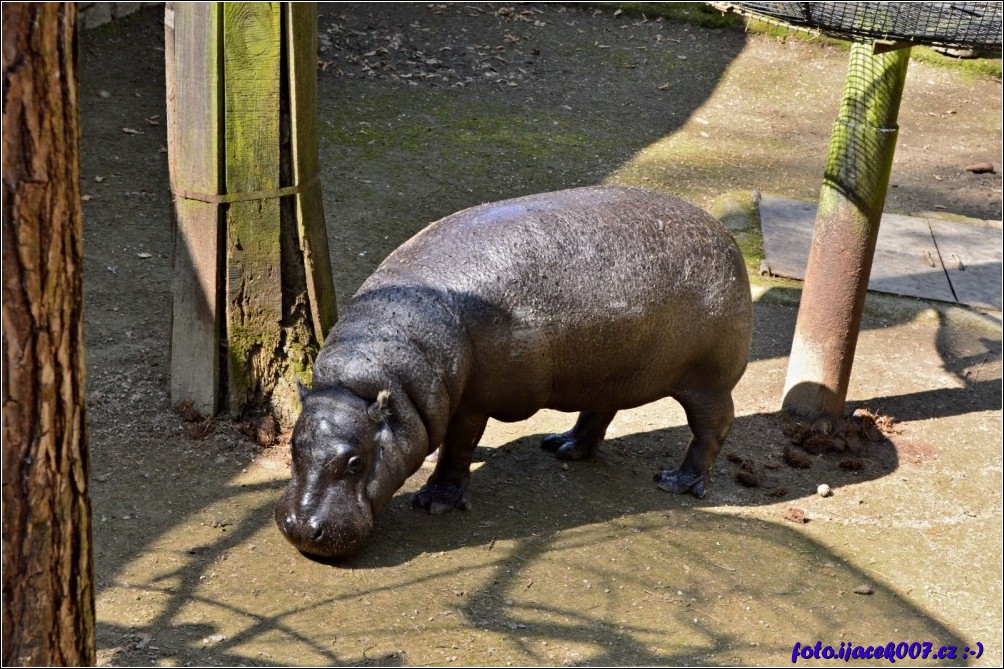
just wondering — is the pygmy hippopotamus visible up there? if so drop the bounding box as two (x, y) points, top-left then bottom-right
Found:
(276, 186), (753, 558)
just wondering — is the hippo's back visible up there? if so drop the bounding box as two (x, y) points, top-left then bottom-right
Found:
(363, 186), (752, 417)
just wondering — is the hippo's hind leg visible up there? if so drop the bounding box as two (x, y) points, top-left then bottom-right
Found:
(655, 391), (735, 499)
(412, 411), (487, 515)
(541, 410), (616, 460)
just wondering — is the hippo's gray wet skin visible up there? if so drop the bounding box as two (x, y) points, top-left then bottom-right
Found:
(276, 186), (752, 558)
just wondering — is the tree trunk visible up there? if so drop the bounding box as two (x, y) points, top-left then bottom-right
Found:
(1, 3), (96, 666)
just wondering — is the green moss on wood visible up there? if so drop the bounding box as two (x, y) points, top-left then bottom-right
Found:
(818, 44), (909, 232)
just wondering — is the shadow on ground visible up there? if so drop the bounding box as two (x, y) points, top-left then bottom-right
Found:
(93, 423), (975, 665)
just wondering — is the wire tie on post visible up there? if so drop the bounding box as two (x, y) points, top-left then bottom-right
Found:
(172, 173), (320, 204)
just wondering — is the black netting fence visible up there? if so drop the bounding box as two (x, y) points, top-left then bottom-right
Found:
(713, 2), (1002, 50)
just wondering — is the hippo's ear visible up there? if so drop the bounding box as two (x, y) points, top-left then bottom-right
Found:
(297, 378), (311, 402)
(367, 389), (391, 423)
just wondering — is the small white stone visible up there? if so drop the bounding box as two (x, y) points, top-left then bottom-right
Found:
(817, 484), (832, 498)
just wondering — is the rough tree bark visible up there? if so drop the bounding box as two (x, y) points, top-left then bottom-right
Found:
(2, 3), (96, 666)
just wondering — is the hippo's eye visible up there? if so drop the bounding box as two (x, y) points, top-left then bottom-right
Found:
(346, 455), (363, 475)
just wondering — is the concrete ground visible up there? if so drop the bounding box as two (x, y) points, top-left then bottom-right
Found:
(77, 4), (1001, 666)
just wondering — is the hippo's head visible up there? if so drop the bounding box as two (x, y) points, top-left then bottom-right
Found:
(275, 386), (400, 558)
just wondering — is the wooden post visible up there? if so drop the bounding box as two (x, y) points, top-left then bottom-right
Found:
(287, 3), (337, 342)
(168, 3), (223, 417)
(222, 3), (285, 413)
(168, 2), (336, 424)
(782, 44), (911, 419)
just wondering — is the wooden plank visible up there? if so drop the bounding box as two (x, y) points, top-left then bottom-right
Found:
(169, 3), (221, 416)
(869, 213), (957, 304)
(223, 2), (283, 412)
(929, 217), (1003, 311)
(759, 196), (956, 303)
(287, 2), (337, 342)
(165, 4), (176, 186)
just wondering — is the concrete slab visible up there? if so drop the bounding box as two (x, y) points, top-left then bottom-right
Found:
(929, 218), (1003, 311)
(759, 195), (1002, 310)
(870, 212), (957, 304)
(757, 196), (816, 278)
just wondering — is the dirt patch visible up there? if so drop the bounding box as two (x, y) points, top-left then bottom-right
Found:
(77, 4), (1001, 666)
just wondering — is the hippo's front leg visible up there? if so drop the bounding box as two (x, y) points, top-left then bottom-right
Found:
(655, 392), (735, 499)
(412, 411), (487, 514)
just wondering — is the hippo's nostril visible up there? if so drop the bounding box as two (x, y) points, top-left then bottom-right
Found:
(308, 517), (324, 541)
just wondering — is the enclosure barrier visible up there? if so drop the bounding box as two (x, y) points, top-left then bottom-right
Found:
(713, 1), (1002, 419)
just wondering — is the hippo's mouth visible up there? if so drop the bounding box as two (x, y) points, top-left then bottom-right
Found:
(274, 485), (375, 559)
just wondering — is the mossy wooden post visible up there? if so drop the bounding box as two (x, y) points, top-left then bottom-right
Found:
(782, 43), (911, 419)
(169, 2), (336, 424)
(287, 4), (337, 343)
(222, 2), (337, 424)
(223, 3), (285, 416)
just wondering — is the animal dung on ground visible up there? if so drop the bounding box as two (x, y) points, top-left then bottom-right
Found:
(782, 507), (807, 524)
(735, 462), (762, 487)
(783, 408), (896, 466)
(965, 162), (995, 174)
(783, 444), (812, 469)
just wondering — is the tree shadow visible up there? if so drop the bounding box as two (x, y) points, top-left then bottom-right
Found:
(93, 424), (976, 665)
(751, 292), (1002, 418)
(339, 411), (897, 570)
(88, 285), (999, 662)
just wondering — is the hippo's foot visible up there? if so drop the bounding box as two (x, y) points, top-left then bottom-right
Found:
(654, 468), (707, 499)
(540, 431), (599, 461)
(411, 480), (470, 515)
